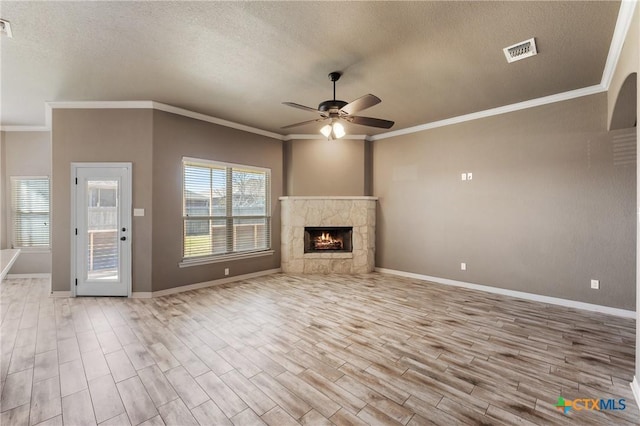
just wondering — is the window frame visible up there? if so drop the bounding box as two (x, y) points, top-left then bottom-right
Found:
(180, 157), (273, 267)
(9, 176), (51, 252)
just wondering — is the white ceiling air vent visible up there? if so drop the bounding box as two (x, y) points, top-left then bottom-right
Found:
(503, 38), (537, 63)
(0, 19), (12, 38)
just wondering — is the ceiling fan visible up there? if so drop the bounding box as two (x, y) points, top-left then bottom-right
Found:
(282, 71), (394, 139)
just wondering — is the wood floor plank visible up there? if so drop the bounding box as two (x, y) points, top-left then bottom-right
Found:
(196, 371), (248, 418)
(164, 366), (209, 410)
(116, 376), (158, 425)
(0, 274), (636, 426)
(137, 365), (179, 408)
(104, 350), (136, 383)
(275, 371), (341, 419)
(250, 372), (312, 420)
(190, 400), (233, 426)
(220, 370), (276, 415)
(87, 374), (125, 424)
(33, 350), (58, 383)
(157, 398), (199, 426)
(30, 376), (61, 425)
(61, 389), (96, 426)
(0, 403), (30, 426)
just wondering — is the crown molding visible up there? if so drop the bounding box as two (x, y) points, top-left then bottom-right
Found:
(30, 101), (284, 140)
(283, 134), (369, 141)
(151, 102), (283, 140)
(2, 2), (635, 138)
(601, 0), (637, 90)
(370, 85), (606, 141)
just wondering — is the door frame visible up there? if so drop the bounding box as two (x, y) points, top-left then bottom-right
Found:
(70, 162), (132, 297)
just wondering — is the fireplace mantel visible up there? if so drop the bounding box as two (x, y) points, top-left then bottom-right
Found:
(280, 196), (377, 274)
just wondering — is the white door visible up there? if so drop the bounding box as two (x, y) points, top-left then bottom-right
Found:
(73, 163), (131, 296)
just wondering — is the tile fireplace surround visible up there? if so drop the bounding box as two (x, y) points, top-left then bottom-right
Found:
(280, 196), (377, 273)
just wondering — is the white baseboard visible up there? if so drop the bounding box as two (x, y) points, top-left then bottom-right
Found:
(51, 291), (71, 298)
(375, 268), (636, 319)
(131, 268), (282, 299)
(631, 377), (640, 410)
(6, 273), (51, 279)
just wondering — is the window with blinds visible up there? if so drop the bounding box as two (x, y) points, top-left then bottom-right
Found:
(182, 158), (271, 260)
(10, 177), (50, 249)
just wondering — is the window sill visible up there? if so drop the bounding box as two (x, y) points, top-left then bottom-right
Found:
(179, 250), (275, 268)
(12, 248), (51, 254)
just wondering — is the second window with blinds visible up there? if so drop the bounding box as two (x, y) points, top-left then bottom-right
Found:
(182, 157), (271, 265)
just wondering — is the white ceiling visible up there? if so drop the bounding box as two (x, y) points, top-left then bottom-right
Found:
(0, 1), (624, 137)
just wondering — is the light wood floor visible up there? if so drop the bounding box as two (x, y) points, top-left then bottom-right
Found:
(0, 273), (637, 425)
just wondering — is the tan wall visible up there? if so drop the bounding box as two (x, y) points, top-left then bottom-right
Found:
(374, 93), (636, 310)
(51, 109), (153, 292)
(151, 111), (282, 292)
(608, 5), (639, 129)
(285, 138), (367, 196)
(1, 131), (52, 274)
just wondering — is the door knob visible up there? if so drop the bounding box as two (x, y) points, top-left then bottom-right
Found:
(120, 236), (126, 241)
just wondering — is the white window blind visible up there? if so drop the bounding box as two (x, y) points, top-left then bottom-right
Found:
(183, 158), (270, 260)
(10, 177), (50, 249)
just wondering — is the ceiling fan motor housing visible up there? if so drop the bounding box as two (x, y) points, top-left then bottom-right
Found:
(318, 100), (348, 114)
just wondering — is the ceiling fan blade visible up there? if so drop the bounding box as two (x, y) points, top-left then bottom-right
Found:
(340, 94), (381, 115)
(346, 115), (395, 129)
(281, 117), (327, 129)
(282, 102), (320, 114)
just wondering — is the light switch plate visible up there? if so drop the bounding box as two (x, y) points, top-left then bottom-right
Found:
(461, 173), (467, 181)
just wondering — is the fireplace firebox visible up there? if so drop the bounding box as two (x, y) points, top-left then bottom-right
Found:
(304, 227), (353, 253)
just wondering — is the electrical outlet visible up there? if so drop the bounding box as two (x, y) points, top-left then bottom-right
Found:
(461, 173), (467, 181)
(590, 279), (599, 290)
(461, 262), (466, 271)
(224, 268), (230, 276)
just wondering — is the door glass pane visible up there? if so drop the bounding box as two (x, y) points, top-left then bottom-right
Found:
(86, 180), (119, 281)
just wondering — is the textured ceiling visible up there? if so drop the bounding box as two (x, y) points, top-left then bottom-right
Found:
(0, 1), (621, 136)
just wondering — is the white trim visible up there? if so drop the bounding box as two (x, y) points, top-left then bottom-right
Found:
(7, 3), (636, 140)
(44, 101), (282, 141)
(631, 377), (640, 410)
(601, 0), (638, 90)
(6, 273), (50, 279)
(152, 102), (282, 141)
(375, 268), (636, 318)
(71, 163), (133, 297)
(179, 250), (275, 268)
(0, 126), (49, 132)
(283, 134), (369, 141)
(1, 249), (21, 281)
(132, 268), (281, 298)
(279, 196), (378, 201)
(49, 101), (153, 109)
(182, 156), (272, 174)
(370, 85), (605, 141)
(51, 291), (72, 298)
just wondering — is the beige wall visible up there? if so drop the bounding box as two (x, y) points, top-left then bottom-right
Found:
(374, 93), (636, 310)
(1, 131), (52, 274)
(608, 5), (639, 130)
(285, 138), (367, 196)
(51, 109), (153, 292)
(151, 111), (282, 292)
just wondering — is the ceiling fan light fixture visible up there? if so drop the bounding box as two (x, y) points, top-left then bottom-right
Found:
(320, 124), (332, 139)
(332, 122), (345, 138)
(320, 121), (345, 140)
